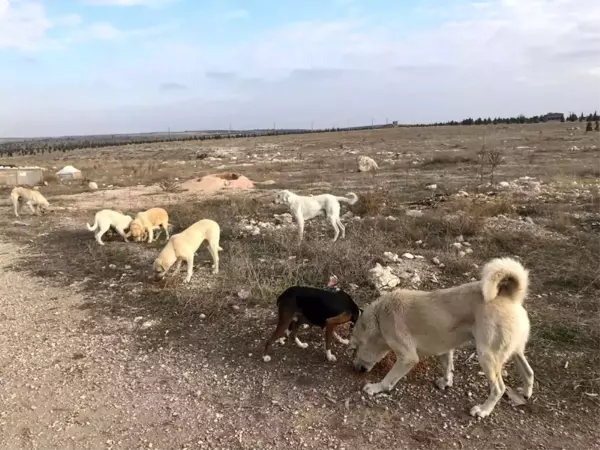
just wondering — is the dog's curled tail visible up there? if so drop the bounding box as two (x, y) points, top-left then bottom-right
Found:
(86, 216), (98, 232)
(337, 192), (359, 205)
(481, 257), (529, 304)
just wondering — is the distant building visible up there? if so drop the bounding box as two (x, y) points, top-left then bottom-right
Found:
(542, 112), (564, 122)
(56, 165), (83, 181)
(392, 120), (399, 127)
(0, 167), (44, 186)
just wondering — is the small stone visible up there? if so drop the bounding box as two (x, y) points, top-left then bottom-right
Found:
(458, 251), (466, 257)
(125, 265), (131, 270)
(108, 264), (117, 269)
(231, 305), (240, 311)
(457, 235), (464, 243)
(237, 289), (251, 300)
(432, 257), (441, 265)
(425, 184), (437, 190)
(465, 248), (473, 254)
(402, 253), (415, 260)
(406, 210), (424, 218)
(415, 240), (423, 245)
(199, 313), (206, 319)
(452, 242), (462, 250)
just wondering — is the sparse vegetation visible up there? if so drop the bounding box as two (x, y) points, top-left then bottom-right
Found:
(0, 122), (599, 449)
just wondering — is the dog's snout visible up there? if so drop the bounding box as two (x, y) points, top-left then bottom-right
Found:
(353, 361), (367, 373)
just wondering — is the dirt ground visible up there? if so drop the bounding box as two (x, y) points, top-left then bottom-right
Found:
(1, 124), (599, 449)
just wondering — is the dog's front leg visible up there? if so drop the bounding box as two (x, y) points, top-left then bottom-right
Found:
(147, 227), (154, 243)
(184, 255), (194, 283)
(436, 350), (455, 390)
(294, 212), (305, 243)
(363, 351), (418, 396)
(173, 259), (183, 274)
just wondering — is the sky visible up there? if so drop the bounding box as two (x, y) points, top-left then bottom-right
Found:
(1, 0), (599, 137)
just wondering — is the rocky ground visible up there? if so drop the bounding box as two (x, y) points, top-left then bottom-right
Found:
(1, 124), (599, 449)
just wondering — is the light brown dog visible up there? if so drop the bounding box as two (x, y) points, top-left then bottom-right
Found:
(153, 219), (222, 283)
(10, 186), (50, 217)
(126, 207), (170, 243)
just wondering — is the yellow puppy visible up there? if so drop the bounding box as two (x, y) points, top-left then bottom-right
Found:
(127, 207), (170, 243)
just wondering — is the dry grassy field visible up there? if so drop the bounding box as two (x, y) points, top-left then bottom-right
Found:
(0, 123), (599, 450)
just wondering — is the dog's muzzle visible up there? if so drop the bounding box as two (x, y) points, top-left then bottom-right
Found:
(353, 360), (369, 373)
(154, 272), (165, 281)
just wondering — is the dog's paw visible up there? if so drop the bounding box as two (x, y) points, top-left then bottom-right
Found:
(469, 404), (492, 418)
(294, 337), (308, 349)
(436, 377), (453, 390)
(276, 337), (286, 345)
(338, 337), (350, 345)
(326, 350), (337, 362)
(262, 355), (271, 362)
(363, 382), (384, 396)
(211, 269), (219, 275)
(183, 278), (191, 283)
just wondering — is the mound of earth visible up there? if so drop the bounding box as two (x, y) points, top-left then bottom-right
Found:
(180, 172), (255, 193)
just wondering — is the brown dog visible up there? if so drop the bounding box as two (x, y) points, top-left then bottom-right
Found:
(126, 207), (170, 243)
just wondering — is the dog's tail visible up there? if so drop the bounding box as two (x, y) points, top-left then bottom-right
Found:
(336, 192), (358, 205)
(480, 257), (529, 304)
(86, 215), (99, 232)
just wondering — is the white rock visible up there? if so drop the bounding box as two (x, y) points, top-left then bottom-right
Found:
(88, 181), (98, 190)
(415, 240), (423, 245)
(465, 248), (473, 254)
(108, 264), (117, 269)
(199, 313), (206, 319)
(406, 210), (423, 218)
(458, 251), (466, 257)
(357, 155), (379, 172)
(402, 253), (415, 260)
(251, 227), (261, 236)
(499, 181), (510, 188)
(383, 252), (400, 262)
(432, 257), (441, 265)
(425, 184), (437, 190)
(237, 289), (251, 300)
(457, 190), (469, 197)
(451, 242), (463, 250)
(457, 235), (464, 243)
(369, 263), (401, 290)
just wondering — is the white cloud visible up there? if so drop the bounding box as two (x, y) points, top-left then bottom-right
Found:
(83, 0), (177, 7)
(1, 0), (599, 136)
(0, 0), (56, 51)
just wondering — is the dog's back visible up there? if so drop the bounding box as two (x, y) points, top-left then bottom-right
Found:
(277, 286), (359, 327)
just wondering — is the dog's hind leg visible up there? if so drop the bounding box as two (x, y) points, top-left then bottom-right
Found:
(263, 310), (296, 362)
(96, 222), (110, 246)
(513, 351), (534, 399)
(173, 259), (183, 274)
(329, 215), (340, 242)
(27, 202), (37, 215)
(163, 223), (170, 241)
(436, 350), (455, 390)
(470, 352), (506, 418)
(336, 218), (346, 239)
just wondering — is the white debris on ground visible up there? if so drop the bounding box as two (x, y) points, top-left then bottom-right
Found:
(88, 181), (98, 190)
(370, 252), (442, 291)
(357, 155), (379, 172)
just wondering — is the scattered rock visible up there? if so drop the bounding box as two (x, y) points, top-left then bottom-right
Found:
(451, 243), (462, 251)
(88, 181), (98, 190)
(425, 184), (437, 191)
(357, 155), (379, 172)
(402, 253), (415, 260)
(369, 263), (401, 290)
(432, 257), (441, 265)
(406, 210), (424, 218)
(458, 251), (466, 257)
(465, 248), (473, 254)
(237, 289), (251, 300)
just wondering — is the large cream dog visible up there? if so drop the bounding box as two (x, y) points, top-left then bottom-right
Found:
(86, 209), (133, 245)
(10, 186), (50, 217)
(153, 219), (222, 283)
(348, 257), (534, 418)
(274, 189), (358, 242)
(127, 207), (170, 243)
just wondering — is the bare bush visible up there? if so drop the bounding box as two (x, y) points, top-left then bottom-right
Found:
(158, 179), (181, 193)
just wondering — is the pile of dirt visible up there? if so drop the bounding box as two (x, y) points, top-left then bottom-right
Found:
(181, 172), (255, 194)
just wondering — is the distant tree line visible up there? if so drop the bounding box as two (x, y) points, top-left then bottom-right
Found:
(1, 111), (598, 158)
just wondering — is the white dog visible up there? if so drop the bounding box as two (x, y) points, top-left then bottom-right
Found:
(86, 209), (133, 246)
(274, 190), (358, 242)
(10, 186), (50, 217)
(153, 219), (222, 283)
(348, 257), (534, 418)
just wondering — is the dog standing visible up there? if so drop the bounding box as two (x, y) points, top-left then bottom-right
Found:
(348, 257), (534, 418)
(153, 219), (222, 283)
(274, 190), (358, 242)
(10, 186), (50, 217)
(263, 276), (361, 363)
(127, 207), (170, 243)
(86, 209), (133, 245)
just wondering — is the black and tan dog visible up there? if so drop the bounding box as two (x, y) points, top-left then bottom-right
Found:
(262, 276), (361, 362)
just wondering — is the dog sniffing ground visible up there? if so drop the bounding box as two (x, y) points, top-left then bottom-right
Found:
(0, 124), (599, 449)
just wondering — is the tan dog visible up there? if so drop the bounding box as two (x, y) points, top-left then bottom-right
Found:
(153, 219), (222, 283)
(10, 186), (50, 217)
(127, 207), (170, 243)
(87, 209), (133, 246)
(348, 257), (534, 419)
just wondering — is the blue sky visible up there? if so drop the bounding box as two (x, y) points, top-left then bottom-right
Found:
(1, 0), (599, 137)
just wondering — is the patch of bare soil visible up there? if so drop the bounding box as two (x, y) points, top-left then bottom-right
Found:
(1, 217), (598, 450)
